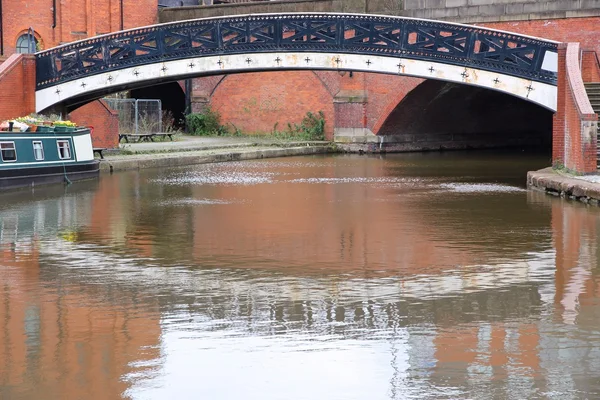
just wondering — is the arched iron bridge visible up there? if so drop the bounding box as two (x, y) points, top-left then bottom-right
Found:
(35, 13), (559, 112)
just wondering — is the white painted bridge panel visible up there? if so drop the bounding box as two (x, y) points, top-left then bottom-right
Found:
(36, 52), (558, 112)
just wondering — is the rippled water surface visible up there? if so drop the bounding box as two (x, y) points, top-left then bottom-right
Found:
(2, 151), (600, 399)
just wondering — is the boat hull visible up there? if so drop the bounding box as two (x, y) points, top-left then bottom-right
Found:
(0, 160), (100, 190)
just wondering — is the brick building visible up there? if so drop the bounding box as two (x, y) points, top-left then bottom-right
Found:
(0, 0), (157, 57)
(0, 0), (158, 148)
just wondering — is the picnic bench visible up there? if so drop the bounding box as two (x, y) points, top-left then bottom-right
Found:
(93, 148), (106, 159)
(118, 133), (174, 143)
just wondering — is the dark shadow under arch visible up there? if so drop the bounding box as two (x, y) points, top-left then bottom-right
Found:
(377, 80), (553, 152)
(130, 82), (186, 129)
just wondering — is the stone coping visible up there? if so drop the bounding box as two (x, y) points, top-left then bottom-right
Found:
(100, 143), (338, 173)
(527, 167), (600, 205)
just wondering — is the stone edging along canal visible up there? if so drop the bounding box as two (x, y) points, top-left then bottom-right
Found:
(528, 167), (600, 205)
(99, 143), (339, 173)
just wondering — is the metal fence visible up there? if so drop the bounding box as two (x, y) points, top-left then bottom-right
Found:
(103, 98), (162, 135)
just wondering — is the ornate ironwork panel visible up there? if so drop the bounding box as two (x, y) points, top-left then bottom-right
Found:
(36, 13), (558, 89)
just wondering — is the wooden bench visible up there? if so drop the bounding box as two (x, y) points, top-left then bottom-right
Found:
(93, 148), (106, 159)
(119, 133), (175, 143)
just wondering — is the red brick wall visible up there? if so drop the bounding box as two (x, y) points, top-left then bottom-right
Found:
(200, 71), (424, 138)
(0, 54), (36, 120)
(209, 71), (336, 139)
(480, 17), (600, 55)
(553, 43), (598, 174)
(70, 100), (120, 149)
(2, 0), (157, 56)
(582, 52), (600, 83)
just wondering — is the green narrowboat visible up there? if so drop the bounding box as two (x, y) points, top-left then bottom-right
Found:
(0, 128), (100, 190)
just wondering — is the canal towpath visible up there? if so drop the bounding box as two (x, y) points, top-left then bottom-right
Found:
(98, 135), (337, 173)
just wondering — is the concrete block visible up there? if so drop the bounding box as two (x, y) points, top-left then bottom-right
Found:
(505, 3), (525, 14)
(494, 0), (535, 3)
(523, 2), (548, 13)
(404, 0), (427, 10)
(334, 90), (368, 103)
(458, 5), (482, 16)
(566, 9), (600, 17)
(478, 4), (508, 16)
(425, 0), (446, 8)
(468, 0), (498, 6)
(498, 13), (531, 21)
(528, 10), (568, 19)
(547, 0), (581, 11)
(446, 0), (468, 7)
(405, 8), (433, 19)
(581, 0), (600, 7)
(431, 7), (460, 18)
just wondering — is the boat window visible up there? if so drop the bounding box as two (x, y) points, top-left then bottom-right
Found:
(33, 141), (44, 161)
(0, 142), (17, 162)
(57, 140), (71, 160)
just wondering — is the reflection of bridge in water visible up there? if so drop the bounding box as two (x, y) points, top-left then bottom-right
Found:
(1, 160), (600, 397)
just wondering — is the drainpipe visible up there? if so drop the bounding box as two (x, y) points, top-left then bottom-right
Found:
(184, 78), (192, 133)
(120, 0), (124, 30)
(52, 0), (56, 28)
(28, 27), (36, 53)
(0, 0), (4, 55)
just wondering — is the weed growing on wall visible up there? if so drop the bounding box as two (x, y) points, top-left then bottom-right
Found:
(274, 111), (326, 140)
(186, 107), (228, 136)
(186, 109), (326, 140)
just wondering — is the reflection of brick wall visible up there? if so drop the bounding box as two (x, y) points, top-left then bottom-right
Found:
(70, 100), (120, 149)
(0, 54), (36, 120)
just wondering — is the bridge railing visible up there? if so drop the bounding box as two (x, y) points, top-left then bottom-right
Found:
(36, 13), (558, 90)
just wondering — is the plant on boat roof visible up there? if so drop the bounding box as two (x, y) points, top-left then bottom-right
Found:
(14, 115), (43, 124)
(53, 120), (77, 127)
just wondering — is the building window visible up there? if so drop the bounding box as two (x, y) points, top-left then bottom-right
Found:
(33, 141), (44, 160)
(16, 34), (37, 54)
(57, 140), (71, 160)
(0, 142), (17, 162)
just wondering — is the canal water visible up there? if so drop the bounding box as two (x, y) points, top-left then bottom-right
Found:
(1, 151), (600, 399)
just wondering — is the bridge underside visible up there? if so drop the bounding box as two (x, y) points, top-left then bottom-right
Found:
(36, 51), (557, 114)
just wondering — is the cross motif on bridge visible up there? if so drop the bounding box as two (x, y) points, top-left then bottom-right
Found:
(526, 83), (535, 98)
(217, 59), (223, 66)
(188, 62), (196, 69)
(133, 70), (140, 77)
(161, 65), (168, 73)
(365, 59), (372, 67)
(305, 57), (311, 64)
(335, 57), (341, 65)
(275, 56), (282, 65)
(55, 88), (61, 95)
(428, 66), (435, 74)
(461, 68), (469, 79)
(397, 62), (405, 70)
(493, 77), (501, 85)
(80, 82), (87, 88)
(246, 58), (252, 65)
(107, 75), (114, 82)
